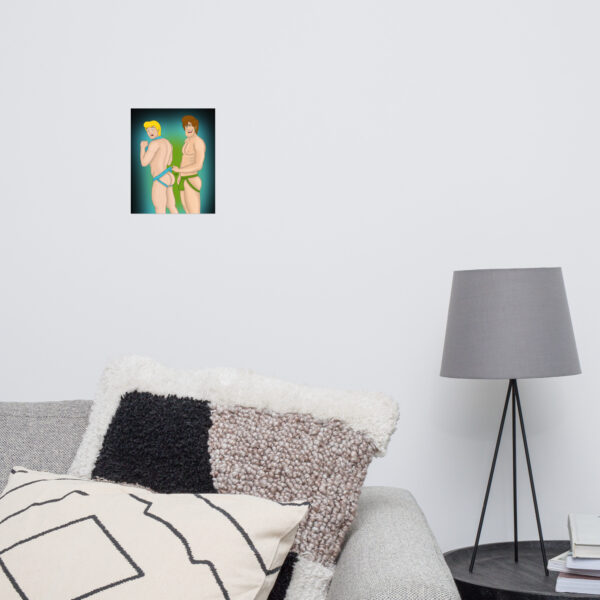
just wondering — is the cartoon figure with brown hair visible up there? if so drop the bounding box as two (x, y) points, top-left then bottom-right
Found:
(172, 115), (206, 214)
(140, 120), (178, 214)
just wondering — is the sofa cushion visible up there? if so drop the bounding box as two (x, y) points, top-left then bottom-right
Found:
(0, 467), (308, 600)
(70, 356), (399, 600)
(0, 401), (91, 492)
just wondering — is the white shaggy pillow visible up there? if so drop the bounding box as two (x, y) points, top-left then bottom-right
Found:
(69, 356), (399, 600)
(0, 468), (308, 600)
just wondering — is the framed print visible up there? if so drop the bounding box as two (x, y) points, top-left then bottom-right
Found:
(131, 108), (215, 214)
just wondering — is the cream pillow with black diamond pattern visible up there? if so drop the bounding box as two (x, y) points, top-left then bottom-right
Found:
(0, 468), (308, 600)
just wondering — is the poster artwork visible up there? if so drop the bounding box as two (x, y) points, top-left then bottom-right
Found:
(131, 109), (215, 214)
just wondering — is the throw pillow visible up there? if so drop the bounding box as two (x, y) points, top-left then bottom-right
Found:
(70, 356), (398, 600)
(0, 467), (308, 600)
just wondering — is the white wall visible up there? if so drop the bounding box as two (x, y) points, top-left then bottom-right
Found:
(1, 0), (599, 552)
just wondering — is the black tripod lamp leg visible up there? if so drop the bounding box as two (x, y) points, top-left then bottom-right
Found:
(512, 382), (518, 562)
(514, 381), (549, 576)
(469, 380), (513, 573)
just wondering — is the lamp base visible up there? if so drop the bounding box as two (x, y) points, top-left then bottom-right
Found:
(469, 379), (549, 575)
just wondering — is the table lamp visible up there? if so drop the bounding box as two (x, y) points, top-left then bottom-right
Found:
(441, 268), (580, 574)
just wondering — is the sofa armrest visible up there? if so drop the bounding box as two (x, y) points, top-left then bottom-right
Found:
(327, 486), (460, 600)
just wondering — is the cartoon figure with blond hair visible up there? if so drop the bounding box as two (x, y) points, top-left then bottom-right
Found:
(172, 115), (206, 214)
(140, 120), (178, 214)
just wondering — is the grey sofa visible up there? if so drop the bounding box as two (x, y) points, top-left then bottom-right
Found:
(0, 400), (460, 600)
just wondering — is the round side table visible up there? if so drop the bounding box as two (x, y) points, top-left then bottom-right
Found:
(445, 540), (600, 599)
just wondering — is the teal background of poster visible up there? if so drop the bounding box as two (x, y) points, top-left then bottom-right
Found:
(131, 108), (215, 214)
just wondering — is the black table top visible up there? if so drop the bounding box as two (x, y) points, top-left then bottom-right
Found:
(445, 541), (600, 599)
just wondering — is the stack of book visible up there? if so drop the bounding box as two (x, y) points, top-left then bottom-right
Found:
(548, 514), (600, 594)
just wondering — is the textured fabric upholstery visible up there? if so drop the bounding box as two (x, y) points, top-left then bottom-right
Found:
(0, 400), (92, 492)
(327, 487), (460, 600)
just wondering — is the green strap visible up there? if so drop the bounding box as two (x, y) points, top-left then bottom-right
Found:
(179, 174), (200, 193)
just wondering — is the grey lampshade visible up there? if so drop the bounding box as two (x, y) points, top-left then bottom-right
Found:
(441, 268), (581, 379)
